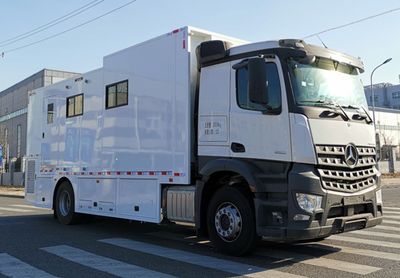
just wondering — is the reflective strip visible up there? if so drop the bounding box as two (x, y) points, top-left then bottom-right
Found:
(99, 238), (306, 278)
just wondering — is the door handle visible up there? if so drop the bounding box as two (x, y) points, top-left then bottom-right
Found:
(231, 142), (245, 153)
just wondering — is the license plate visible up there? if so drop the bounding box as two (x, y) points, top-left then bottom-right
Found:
(343, 195), (364, 206)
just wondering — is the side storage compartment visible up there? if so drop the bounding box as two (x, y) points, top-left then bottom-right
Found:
(78, 178), (117, 214)
(117, 179), (160, 223)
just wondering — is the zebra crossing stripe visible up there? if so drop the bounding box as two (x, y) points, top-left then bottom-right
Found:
(328, 235), (400, 249)
(11, 204), (49, 210)
(383, 219), (400, 225)
(372, 225), (400, 232)
(41, 245), (174, 278)
(0, 253), (56, 278)
(99, 238), (306, 278)
(384, 215), (400, 220)
(304, 243), (400, 262)
(0, 206), (33, 213)
(349, 230), (400, 239)
(255, 249), (380, 275)
(383, 211), (400, 215)
(383, 207), (400, 211)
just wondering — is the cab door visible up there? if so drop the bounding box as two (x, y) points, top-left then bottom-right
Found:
(229, 57), (292, 162)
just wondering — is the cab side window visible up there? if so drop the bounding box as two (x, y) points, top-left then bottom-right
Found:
(236, 62), (282, 113)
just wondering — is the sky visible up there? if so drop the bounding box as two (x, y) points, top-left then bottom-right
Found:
(0, 0), (399, 91)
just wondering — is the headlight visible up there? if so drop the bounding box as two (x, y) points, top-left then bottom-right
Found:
(296, 193), (322, 213)
(376, 189), (382, 204)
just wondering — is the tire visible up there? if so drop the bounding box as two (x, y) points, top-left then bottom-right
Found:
(55, 181), (79, 225)
(207, 186), (257, 256)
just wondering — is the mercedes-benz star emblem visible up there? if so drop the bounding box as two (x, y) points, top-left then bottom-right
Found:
(344, 144), (358, 168)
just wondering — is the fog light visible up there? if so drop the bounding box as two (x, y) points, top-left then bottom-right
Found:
(272, 211), (283, 224)
(293, 214), (310, 221)
(376, 189), (382, 204)
(296, 193), (322, 213)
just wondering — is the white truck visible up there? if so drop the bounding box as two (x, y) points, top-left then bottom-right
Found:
(25, 26), (383, 255)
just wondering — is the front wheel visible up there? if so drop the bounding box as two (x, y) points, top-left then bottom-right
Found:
(207, 186), (257, 256)
(55, 181), (79, 225)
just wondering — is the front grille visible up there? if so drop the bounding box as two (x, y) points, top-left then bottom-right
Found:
(316, 145), (377, 193)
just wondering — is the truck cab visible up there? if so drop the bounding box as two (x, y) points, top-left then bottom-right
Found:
(195, 39), (382, 254)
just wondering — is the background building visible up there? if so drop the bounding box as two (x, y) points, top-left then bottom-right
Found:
(364, 83), (400, 109)
(0, 69), (78, 185)
(364, 83), (400, 172)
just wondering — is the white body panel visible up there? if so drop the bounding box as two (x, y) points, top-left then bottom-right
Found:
(289, 113), (317, 164)
(228, 58), (291, 161)
(25, 27), (246, 223)
(309, 119), (375, 146)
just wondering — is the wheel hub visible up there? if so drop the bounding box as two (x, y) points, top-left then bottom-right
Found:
(214, 202), (242, 242)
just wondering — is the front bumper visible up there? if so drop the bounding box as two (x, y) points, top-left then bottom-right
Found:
(254, 163), (383, 241)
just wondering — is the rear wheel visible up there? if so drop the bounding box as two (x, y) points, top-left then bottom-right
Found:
(207, 186), (257, 256)
(55, 181), (79, 225)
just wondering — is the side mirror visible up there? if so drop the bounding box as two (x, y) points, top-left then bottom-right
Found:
(248, 58), (268, 105)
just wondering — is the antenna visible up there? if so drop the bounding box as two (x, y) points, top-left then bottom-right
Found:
(316, 35), (328, 49)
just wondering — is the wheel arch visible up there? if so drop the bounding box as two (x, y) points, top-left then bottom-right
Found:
(52, 177), (73, 210)
(195, 158), (260, 235)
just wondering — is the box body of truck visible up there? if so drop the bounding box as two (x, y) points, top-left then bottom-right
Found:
(25, 27), (245, 223)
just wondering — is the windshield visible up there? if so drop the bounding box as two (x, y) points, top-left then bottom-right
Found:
(288, 58), (367, 108)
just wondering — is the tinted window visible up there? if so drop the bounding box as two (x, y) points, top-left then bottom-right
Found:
(106, 80), (128, 109)
(47, 103), (54, 124)
(66, 94), (84, 118)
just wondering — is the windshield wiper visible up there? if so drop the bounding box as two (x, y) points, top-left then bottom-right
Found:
(341, 104), (373, 124)
(299, 100), (350, 121)
(329, 100), (350, 121)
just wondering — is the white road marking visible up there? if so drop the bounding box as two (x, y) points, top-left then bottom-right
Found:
(11, 204), (49, 210)
(384, 207), (400, 211)
(99, 238), (306, 278)
(255, 249), (380, 275)
(384, 215), (400, 220)
(349, 230), (400, 239)
(147, 231), (212, 246)
(0, 253), (56, 278)
(372, 224), (400, 232)
(328, 235), (400, 249)
(42, 245), (174, 278)
(304, 243), (400, 262)
(383, 211), (400, 215)
(151, 230), (400, 264)
(0, 206), (33, 213)
(383, 219), (400, 225)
